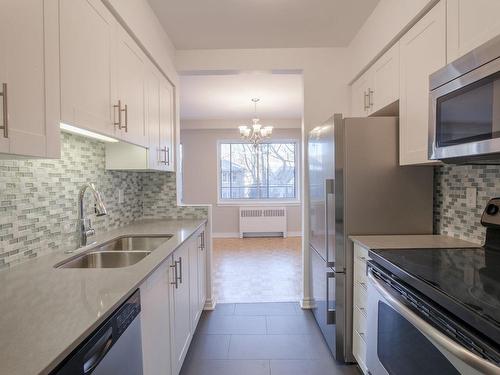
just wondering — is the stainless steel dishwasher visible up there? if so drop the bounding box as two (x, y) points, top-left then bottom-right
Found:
(53, 289), (143, 375)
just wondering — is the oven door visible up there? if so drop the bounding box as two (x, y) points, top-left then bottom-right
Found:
(429, 56), (500, 162)
(366, 268), (499, 375)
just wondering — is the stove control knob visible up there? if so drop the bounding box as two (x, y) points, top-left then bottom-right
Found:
(486, 204), (499, 215)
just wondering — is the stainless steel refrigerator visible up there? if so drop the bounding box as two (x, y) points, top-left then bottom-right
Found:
(307, 114), (433, 362)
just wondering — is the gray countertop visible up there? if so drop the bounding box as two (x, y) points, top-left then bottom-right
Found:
(350, 234), (478, 250)
(0, 218), (206, 375)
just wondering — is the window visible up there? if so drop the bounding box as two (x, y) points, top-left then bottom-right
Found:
(219, 142), (298, 201)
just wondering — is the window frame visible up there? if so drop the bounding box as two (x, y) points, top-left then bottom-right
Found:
(216, 139), (301, 206)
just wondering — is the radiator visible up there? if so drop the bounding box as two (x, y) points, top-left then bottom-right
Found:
(239, 207), (287, 238)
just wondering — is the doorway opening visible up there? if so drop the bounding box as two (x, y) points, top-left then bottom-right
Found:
(179, 70), (304, 303)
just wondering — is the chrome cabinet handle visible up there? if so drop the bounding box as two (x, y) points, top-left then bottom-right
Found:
(199, 232), (205, 251)
(121, 104), (128, 132)
(368, 88), (374, 108)
(178, 257), (183, 284)
(0, 83), (8, 138)
(363, 90), (370, 111)
(159, 147), (168, 165)
(113, 100), (122, 128)
(368, 270), (500, 374)
(166, 147), (170, 165)
(170, 262), (178, 288)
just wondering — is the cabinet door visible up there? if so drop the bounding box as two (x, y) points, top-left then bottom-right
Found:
(189, 237), (200, 331)
(399, 0), (446, 165)
(169, 243), (191, 375)
(140, 261), (172, 375)
(159, 76), (175, 171)
(115, 28), (147, 147)
(0, 0), (59, 157)
(447, 0), (500, 62)
(145, 67), (162, 171)
(351, 72), (371, 117)
(371, 42), (400, 114)
(60, 0), (115, 137)
(198, 231), (207, 311)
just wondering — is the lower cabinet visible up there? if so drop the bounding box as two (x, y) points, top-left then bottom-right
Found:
(140, 225), (208, 375)
(169, 240), (192, 375)
(197, 232), (207, 312)
(140, 261), (172, 375)
(352, 243), (371, 375)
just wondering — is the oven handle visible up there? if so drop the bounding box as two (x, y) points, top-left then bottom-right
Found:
(368, 270), (500, 375)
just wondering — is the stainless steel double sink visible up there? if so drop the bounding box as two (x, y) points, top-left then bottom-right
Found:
(55, 235), (172, 269)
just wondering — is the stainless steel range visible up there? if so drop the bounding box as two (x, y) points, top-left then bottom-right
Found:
(367, 199), (500, 374)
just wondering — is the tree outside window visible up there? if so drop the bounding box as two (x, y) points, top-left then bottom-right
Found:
(219, 142), (297, 201)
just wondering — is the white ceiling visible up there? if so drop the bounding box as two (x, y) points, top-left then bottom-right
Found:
(147, 0), (380, 49)
(180, 72), (303, 120)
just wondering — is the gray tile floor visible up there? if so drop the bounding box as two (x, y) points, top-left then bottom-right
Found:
(180, 302), (361, 375)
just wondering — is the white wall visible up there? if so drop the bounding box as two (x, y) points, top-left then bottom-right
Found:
(347, 0), (437, 81)
(180, 126), (302, 236)
(181, 118), (301, 130)
(176, 47), (351, 307)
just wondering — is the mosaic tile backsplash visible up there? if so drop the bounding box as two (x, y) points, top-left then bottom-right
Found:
(434, 164), (500, 244)
(0, 132), (207, 269)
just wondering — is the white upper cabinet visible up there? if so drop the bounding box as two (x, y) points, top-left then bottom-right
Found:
(371, 42), (400, 114)
(114, 27), (147, 147)
(350, 42), (400, 117)
(0, 0), (60, 158)
(351, 71), (371, 117)
(105, 63), (175, 171)
(159, 76), (175, 172)
(60, 0), (115, 138)
(399, 0), (446, 165)
(447, 0), (500, 62)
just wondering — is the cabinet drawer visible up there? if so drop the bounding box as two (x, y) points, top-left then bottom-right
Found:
(353, 306), (367, 335)
(353, 329), (367, 373)
(354, 244), (369, 263)
(354, 282), (368, 311)
(354, 258), (368, 285)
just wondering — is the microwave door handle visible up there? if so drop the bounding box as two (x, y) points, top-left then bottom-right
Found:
(326, 271), (336, 324)
(368, 270), (500, 375)
(325, 179), (335, 267)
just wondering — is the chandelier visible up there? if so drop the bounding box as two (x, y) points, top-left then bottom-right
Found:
(238, 98), (273, 147)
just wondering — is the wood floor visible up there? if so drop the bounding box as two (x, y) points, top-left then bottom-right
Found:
(213, 237), (302, 303)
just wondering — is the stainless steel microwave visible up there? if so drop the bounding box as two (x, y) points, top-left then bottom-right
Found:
(429, 34), (500, 163)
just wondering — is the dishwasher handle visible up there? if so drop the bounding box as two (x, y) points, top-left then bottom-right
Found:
(83, 327), (114, 374)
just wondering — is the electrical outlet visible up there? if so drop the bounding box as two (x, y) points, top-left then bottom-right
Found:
(466, 187), (477, 208)
(118, 189), (124, 204)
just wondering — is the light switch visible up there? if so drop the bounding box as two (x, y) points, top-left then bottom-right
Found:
(118, 189), (124, 204)
(466, 187), (477, 208)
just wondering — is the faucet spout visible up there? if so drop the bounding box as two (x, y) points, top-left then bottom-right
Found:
(77, 183), (108, 249)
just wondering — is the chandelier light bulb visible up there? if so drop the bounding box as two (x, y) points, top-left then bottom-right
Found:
(238, 98), (272, 147)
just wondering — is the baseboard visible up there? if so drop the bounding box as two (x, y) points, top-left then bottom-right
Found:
(212, 232), (240, 238)
(213, 231), (303, 238)
(203, 298), (216, 310)
(300, 298), (315, 309)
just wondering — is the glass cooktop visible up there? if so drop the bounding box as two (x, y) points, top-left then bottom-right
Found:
(370, 247), (500, 345)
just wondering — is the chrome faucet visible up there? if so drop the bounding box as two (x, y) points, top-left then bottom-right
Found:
(78, 183), (107, 248)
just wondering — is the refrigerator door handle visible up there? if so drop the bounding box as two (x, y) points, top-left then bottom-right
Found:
(326, 271), (336, 324)
(325, 179), (335, 267)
